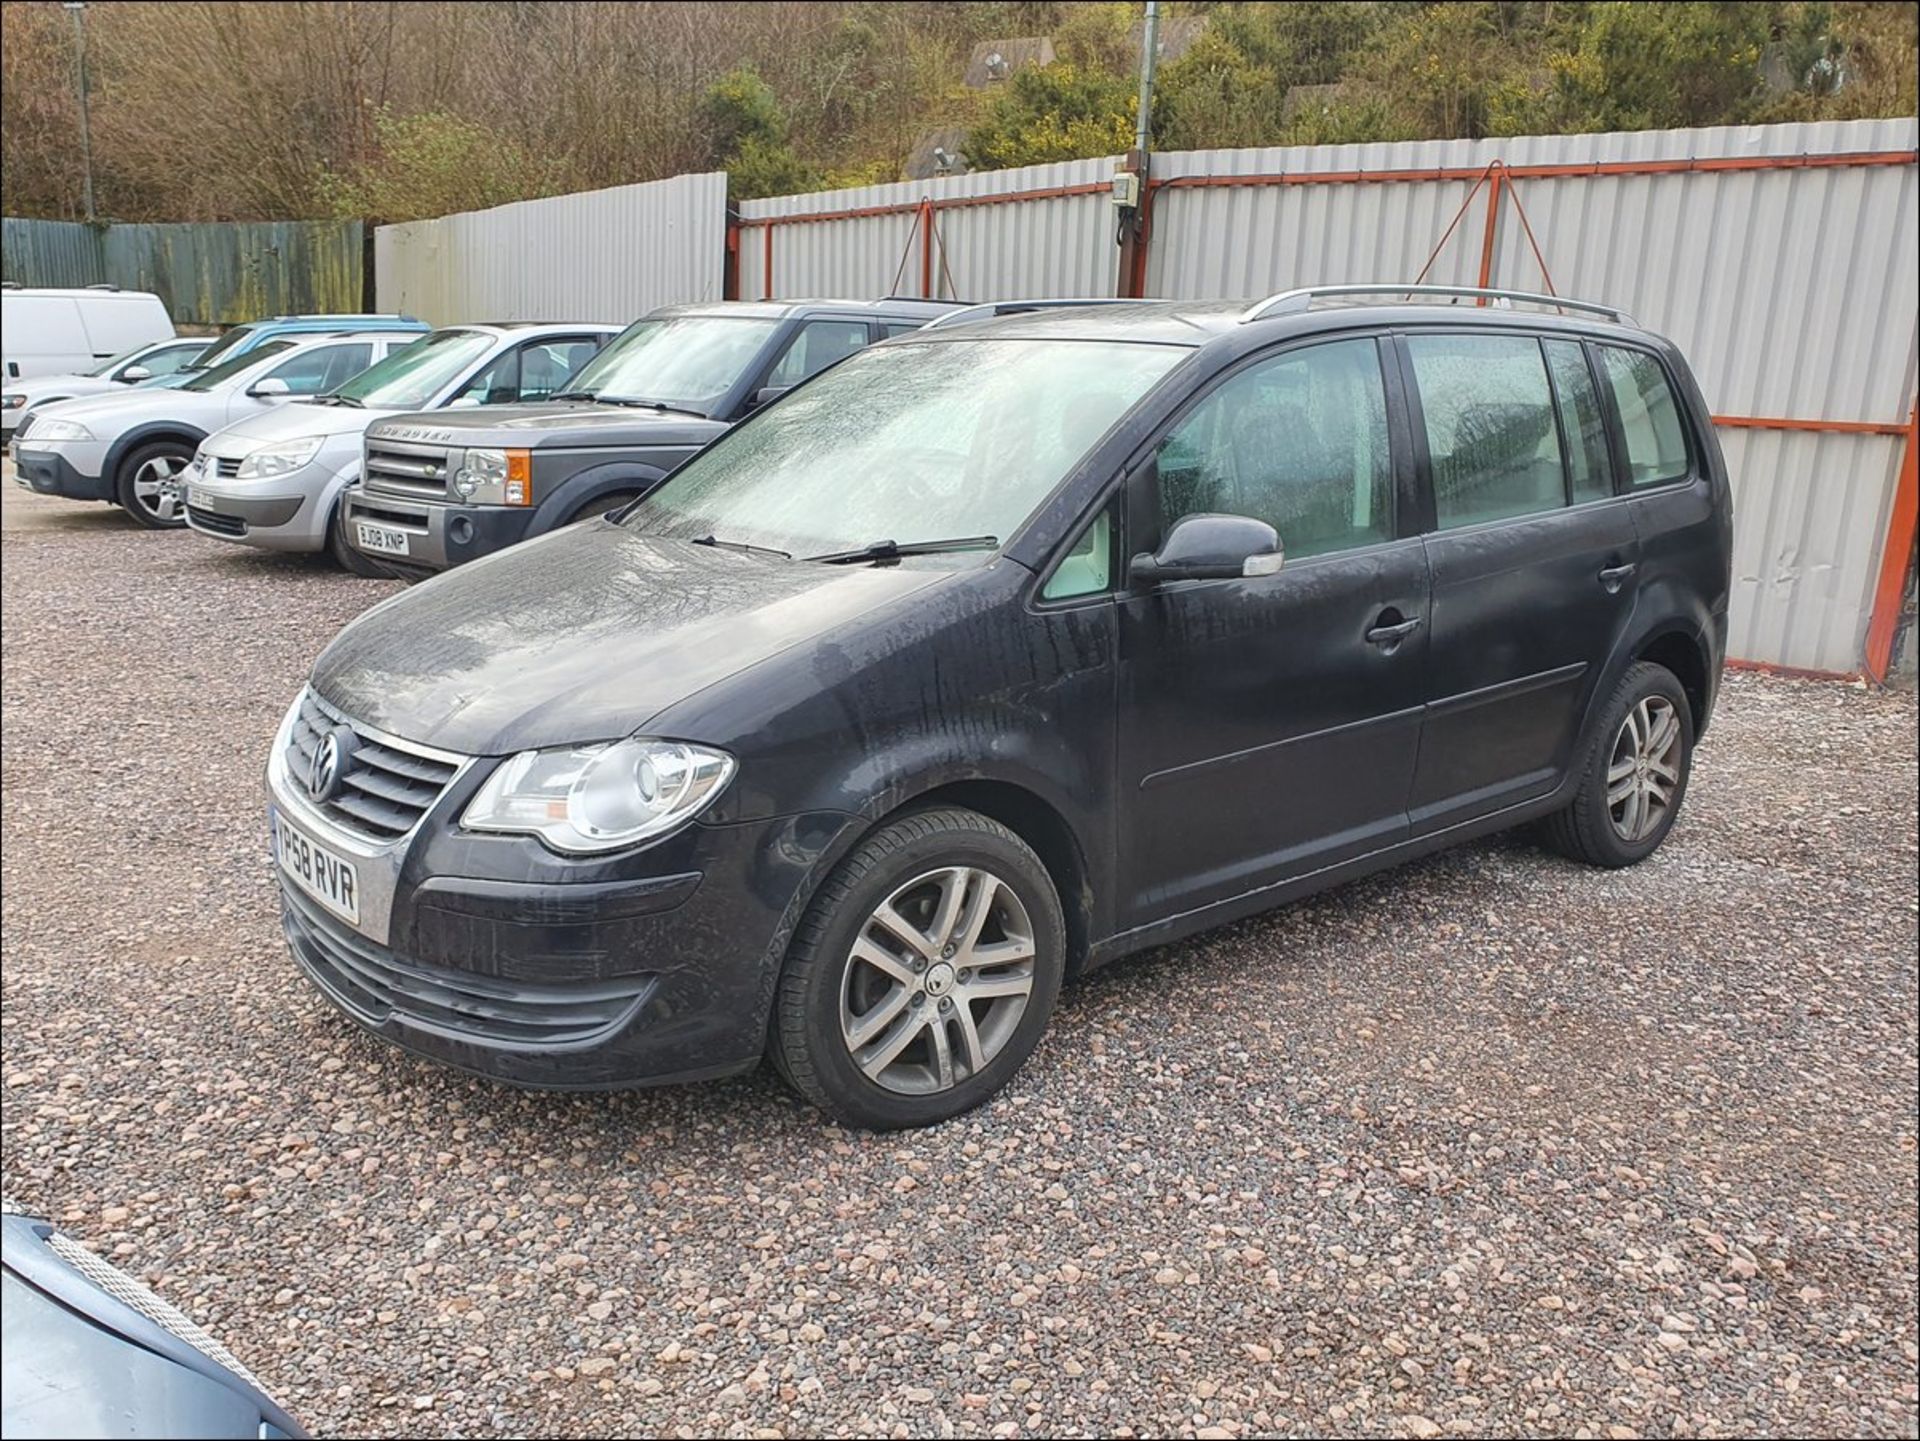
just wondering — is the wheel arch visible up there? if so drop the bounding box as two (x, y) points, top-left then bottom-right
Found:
(525, 461), (672, 537)
(103, 422), (208, 485)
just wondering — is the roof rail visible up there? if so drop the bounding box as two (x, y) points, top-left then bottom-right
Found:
(1241, 284), (1632, 326)
(85, 282), (122, 292)
(922, 297), (1151, 330)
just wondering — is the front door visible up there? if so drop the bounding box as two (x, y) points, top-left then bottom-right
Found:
(1401, 330), (1642, 833)
(1117, 335), (1432, 928)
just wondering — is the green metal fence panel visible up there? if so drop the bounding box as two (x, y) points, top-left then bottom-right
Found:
(3, 218), (364, 324)
(0, 217), (108, 288)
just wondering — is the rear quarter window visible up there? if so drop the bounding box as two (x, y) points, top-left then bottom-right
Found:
(1598, 345), (1690, 487)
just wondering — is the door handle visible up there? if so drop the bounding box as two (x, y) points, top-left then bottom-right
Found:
(1598, 561), (1638, 593)
(1365, 615), (1423, 647)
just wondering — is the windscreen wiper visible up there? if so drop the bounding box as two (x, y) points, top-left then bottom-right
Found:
(806, 536), (1000, 565)
(313, 394), (363, 407)
(690, 533), (792, 559)
(599, 397), (708, 418)
(549, 390), (598, 401)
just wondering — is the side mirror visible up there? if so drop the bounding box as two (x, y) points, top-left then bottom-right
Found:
(1129, 513), (1284, 586)
(447, 395), (482, 408)
(119, 365), (152, 383)
(248, 377), (291, 398)
(751, 385), (790, 410)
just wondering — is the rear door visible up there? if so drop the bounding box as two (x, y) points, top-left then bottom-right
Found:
(1116, 333), (1432, 924)
(1402, 329), (1641, 835)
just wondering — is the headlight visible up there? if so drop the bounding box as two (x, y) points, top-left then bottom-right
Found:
(452, 447), (532, 505)
(1, 394), (25, 410)
(25, 417), (92, 441)
(462, 738), (735, 854)
(234, 434), (323, 479)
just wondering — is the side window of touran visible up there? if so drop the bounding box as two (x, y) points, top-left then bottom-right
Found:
(1156, 338), (1394, 560)
(1598, 345), (1690, 487)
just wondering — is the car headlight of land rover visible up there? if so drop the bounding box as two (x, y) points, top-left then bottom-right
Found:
(462, 739), (735, 854)
(22, 417), (92, 441)
(234, 434), (323, 479)
(1, 393), (25, 410)
(451, 446), (532, 506)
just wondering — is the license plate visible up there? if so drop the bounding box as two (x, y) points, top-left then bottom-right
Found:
(273, 810), (360, 924)
(355, 521), (410, 556)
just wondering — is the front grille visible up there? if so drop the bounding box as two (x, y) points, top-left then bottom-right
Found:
(214, 455), (241, 479)
(364, 440), (454, 500)
(186, 504), (245, 537)
(286, 689), (460, 841)
(282, 885), (654, 1047)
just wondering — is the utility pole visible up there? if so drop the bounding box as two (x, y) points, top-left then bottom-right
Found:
(64, 1), (96, 222)
(1115, 1), (1160, 298)
(1134, 0), (1160, 160)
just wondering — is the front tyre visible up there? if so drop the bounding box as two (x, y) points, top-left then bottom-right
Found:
(1545, 660), (1695, 868)
(114, 440), (197, 529)
(772, 808), (1065, 1130)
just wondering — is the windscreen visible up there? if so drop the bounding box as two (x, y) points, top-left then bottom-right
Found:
(629, 337), (1188, 559)
(328, 328), (496, 408)
(82, 344), (156, 378)
(179, 339), (296, 392)
(186, 324), (260, 369)
(561, 316), (779, 414)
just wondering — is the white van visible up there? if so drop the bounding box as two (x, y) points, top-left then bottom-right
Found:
(1, 286), (175, 381)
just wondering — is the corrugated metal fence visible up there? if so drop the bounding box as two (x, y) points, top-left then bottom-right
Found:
(736, 157), (1119, 301)
(374, 172), (727, 326)
(1, 218), (365, 324)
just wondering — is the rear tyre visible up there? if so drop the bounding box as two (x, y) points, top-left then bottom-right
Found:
(327, 501), (399, 578)
(1544, 660), (1694, 868)
(772, 807), (1065, 1130)
(566, 490), (640, 525)
(114, 440), (197, 529)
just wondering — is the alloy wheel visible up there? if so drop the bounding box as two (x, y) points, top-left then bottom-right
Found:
(839, 865), (1036, 1095)
(130, 454), (189, 523)
(1606, 695), (1681, 842)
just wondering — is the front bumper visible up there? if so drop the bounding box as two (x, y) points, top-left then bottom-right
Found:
(340, 486), (536, 572)
(266, 710), (848, 1088)
(184, 465), (333, 552)
(11, 441), (112, 501)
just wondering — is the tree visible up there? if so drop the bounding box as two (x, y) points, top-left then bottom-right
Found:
(700, 67), (818, 199)
(965, 61), (1136, 168)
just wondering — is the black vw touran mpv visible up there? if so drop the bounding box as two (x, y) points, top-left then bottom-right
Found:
(268, 286), (1731, 1129)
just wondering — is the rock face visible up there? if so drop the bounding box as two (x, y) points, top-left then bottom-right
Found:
(964, 36), (1057, 89)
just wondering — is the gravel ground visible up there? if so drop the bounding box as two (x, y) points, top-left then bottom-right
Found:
(3, 480), (1916, 1440)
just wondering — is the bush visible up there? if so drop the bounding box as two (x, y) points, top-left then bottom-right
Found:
(966, 61), (1136, 169)
(315, 109), (569, 224)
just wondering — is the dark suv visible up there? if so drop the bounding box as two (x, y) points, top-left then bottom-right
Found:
(339, 297), (956, 571)
(269, 286), (1730, 1130)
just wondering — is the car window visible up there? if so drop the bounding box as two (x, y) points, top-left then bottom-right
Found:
(1598, 345), (1690, 488)
(883, 322), (922, 339)
(135, 341), (207, 379)
(632, 338), (1185, 560)
(767, 320), (871, 388)
(455, 338), (605, 405)
(519, 339), (602, 401)
(268, 342), (372, 395)
(1408, 334), (1566, 531)
(1041, 504), (1115, 601)
(334, 328), (495, 407)
(179, 339), (296, 392)
(1543, 338), (1613, 505)
(1156, 337), (1393, 560)
(189, 324), (261, 369)
(564, 315), (779, 414)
